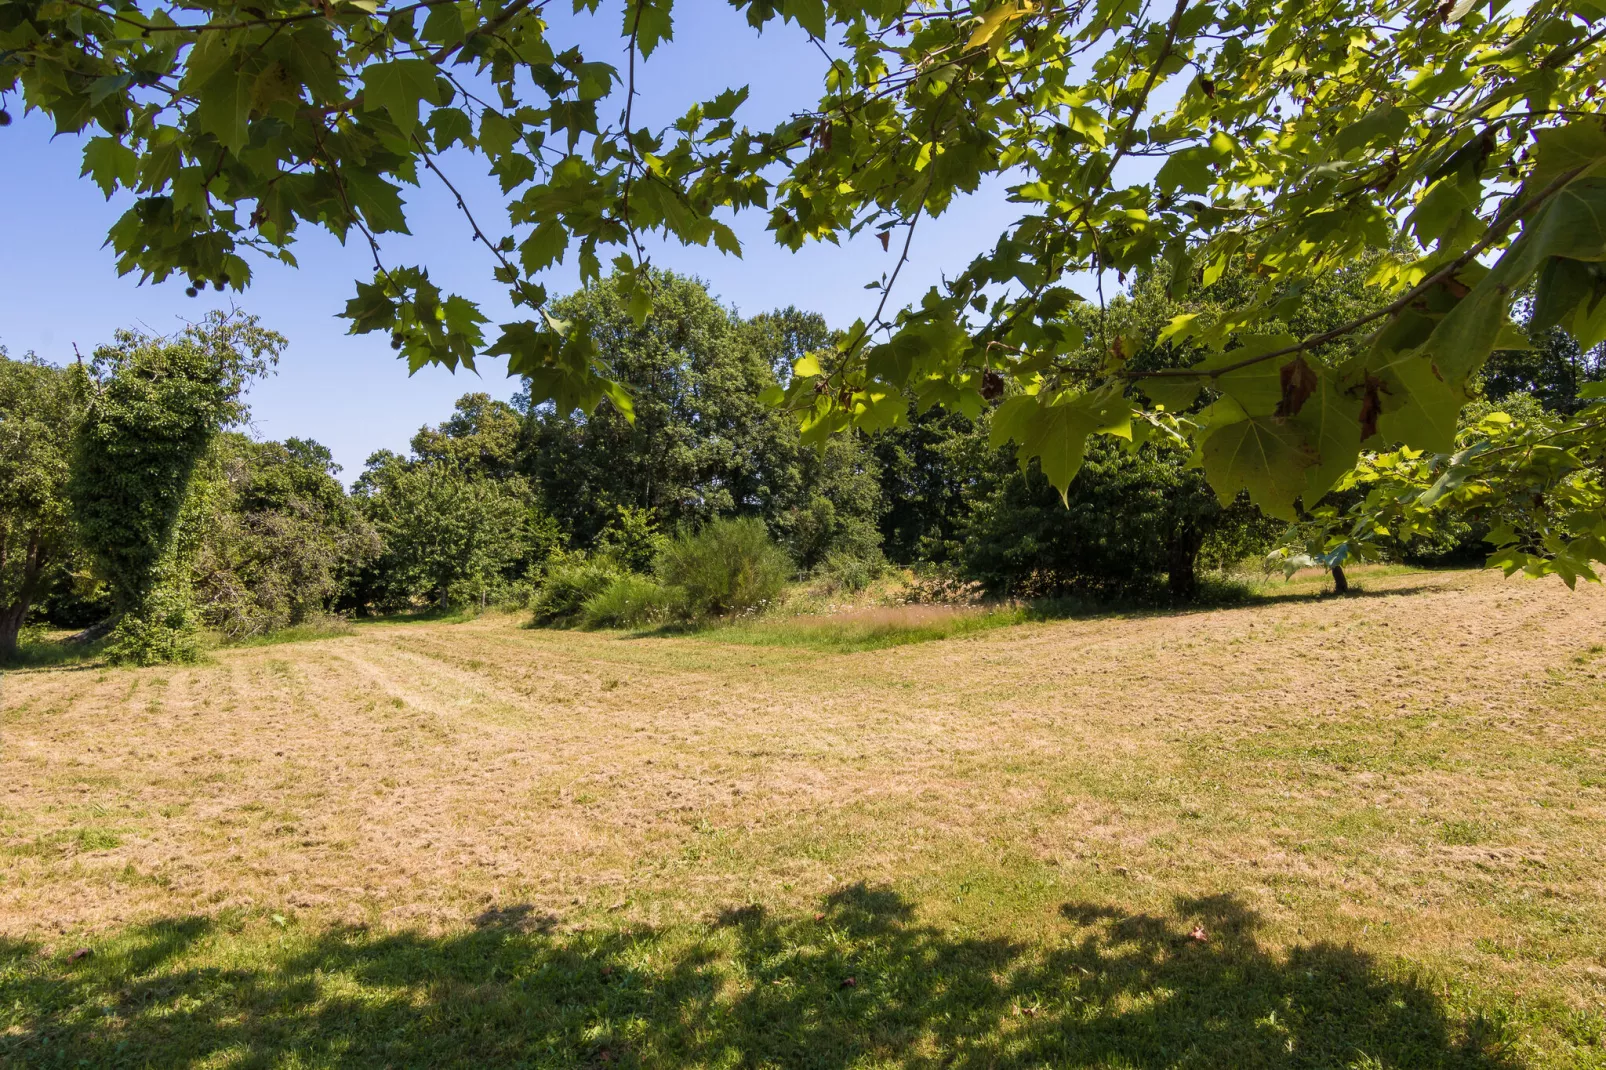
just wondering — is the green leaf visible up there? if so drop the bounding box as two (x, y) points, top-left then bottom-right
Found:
(627, 281), (652, 327)
(1200, 415), (1315, 520)
(601, 379), (635, 422)
(429, 108), (474, 151)
(479, 110), (518, 157)
(1530, 117), (1606, 193)
(968, 1), (1026, 49)
(1332, 105), (1407, 157)
(711, 222), (742, 257)
(1210, 335), (1298, 416)
(193, 67), (252, 154)
(1159, 312), (1201, 344)
(626, 0), (674, 58)
(1155, 145), (1217, 195)
(81, 136), (137, 197)
(1139, 377), (1203, 412)
(1372, 350), (1464, 453)
(342, 169), (410, 234)
(1290, 377), (1362, 506)
(989, 394), (1039, 450)
(520, 222), (568, 273)
(1426, 177), (1606, 387)
(341, 277), (398, 334)
(575, 61), (615, 101)
(1015, 392), (1132, 499)
(1531, 256), (1597, 335)
(420, 1), (464, 46)
(361, 59), (440, 136)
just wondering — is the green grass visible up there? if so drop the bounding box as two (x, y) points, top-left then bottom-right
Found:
(218, 615), (356, 649)
(0, 632), (105, 671)
(0, 888), (1548, 1069)
(694, 604), (1033, 652)
(6, 566), (1602, 1067)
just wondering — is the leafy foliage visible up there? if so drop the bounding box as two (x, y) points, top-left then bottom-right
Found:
(357, 455), (550, 611)
(530, 551), (625, 626)
(579, 571), (676, 629)
(0, 351), (84, 657)
(13, 0), (1606, 566)
(1272, 390), (1606, 587)
(522, 271), (883, 567)
(958, 436), (1271, 599)
(656, 516), (791, 618)
(190, 434), (378, 638)
(69, 312), (281, 660)
(521, 270), (807, 545)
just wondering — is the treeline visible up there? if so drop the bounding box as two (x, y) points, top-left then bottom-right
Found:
(4, 269), (1598, 662)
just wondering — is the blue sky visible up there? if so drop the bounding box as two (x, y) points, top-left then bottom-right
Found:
(1, 5), (1024, 479)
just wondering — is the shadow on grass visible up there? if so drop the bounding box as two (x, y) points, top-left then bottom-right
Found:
(2, 887), (1514, 1068)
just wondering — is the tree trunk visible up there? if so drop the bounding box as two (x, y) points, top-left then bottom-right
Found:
(1167, 524), (1205, 601)
(0, 534), (45, 659)
(0, 601), (28, 660)
(1331, 564), (1349, 595)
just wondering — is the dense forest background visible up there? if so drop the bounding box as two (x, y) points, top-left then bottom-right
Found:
(4, 267), (1602, 663)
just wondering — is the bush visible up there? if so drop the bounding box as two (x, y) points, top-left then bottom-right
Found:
(580, 574), (678, 629)
(657, 517), (791, 618)
(104, 585), (200, 666)
(812, 549), (882, 595)
(594, 506), (666, 573)
(530, 552), (624, 625)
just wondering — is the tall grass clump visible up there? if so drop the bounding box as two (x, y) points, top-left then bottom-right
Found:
(531, 553), (624, 626)
(580, 574), (677, 629)
(657, 517), (791, 618)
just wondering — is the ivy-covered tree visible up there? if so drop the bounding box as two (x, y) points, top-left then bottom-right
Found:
(70, 312), (281, 662)
(10, 0), (1606, 570)
(0, 350), (84, 657)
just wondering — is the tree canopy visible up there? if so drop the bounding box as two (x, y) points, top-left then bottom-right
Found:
(10, 0), (1606, 576)
(0, 351), (83, 655)
(69, 311), (282, 661)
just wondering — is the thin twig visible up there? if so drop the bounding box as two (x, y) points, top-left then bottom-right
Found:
(414, 135), (541, 306)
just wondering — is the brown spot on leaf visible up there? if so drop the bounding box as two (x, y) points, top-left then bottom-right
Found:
(1359, 374), (1383, 441)
(1275, 356), (1318, 418)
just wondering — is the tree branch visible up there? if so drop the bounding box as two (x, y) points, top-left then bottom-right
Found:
(1126, 163), (1590, 381)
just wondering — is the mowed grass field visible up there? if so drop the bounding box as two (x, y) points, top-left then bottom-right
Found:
(3, 567), (1605, 1068)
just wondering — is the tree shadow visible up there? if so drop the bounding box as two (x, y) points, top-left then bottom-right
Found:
(2, 887), (1516, 1068)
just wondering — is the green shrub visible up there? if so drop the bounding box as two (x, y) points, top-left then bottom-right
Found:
(580, 574), (678, 629)
(594, 506), (667, 573)
(530, 553), (624, 625)
(104, 585), (200, 666)
(813, 549), (882, 594)
(657, 517), (791, 619)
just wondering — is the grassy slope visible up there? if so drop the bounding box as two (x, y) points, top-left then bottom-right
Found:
(3, 566), (1604, 1067)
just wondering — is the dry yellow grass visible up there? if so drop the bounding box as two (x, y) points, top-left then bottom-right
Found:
(3, 566), (1606, 1062)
